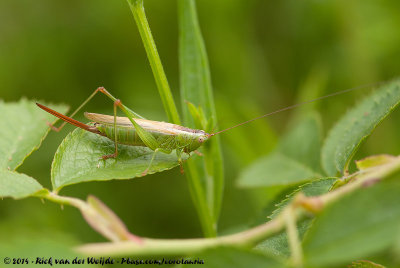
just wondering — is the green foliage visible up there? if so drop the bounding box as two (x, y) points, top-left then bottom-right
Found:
(178, 0), (224, 236)
(238, 153), (318, 187)
(51, 128), (186, 192)
(238, 113), (322, 187)
(0, 100), (65, 199)
(356, 154), (397, 170)
(256, 220), (311, 259)
(0, 170), (43, 199)
(303, 178), (400, 266)
(0, 99), (68, 170)
(269, 178), (336, 219)
(255, 178), (336, 257)
(194, 247), (286, 268)
(2, 1), (400, 267)
(348, 260), (385, 268)
(278, 112), (323, 173)
(322, 80), (400, 176)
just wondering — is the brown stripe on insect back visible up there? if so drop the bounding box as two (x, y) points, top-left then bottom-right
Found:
(171, 124), (205, 134)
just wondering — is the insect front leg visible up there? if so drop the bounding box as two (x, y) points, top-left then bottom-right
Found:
(113, 99), (160, 151)
(175, 148), (187, 174)
(101, 100), (119, 160)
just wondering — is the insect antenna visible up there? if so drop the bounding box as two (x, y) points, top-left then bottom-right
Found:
(210, 79), (390, 136)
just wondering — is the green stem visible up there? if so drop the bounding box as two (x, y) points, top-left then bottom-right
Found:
(37, 191), (88, 209)
(284, 206), (303, 267)
(75, 156), (400, 256)
(127, 0), (181, 125)
(185, 161), (216, 237)
(77, 218), (284, 256)
(178, 0), (223, 237)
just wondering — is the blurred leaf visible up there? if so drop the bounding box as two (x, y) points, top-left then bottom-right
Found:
(238, 112), (323, 188)
(253, 178), (335, 258)
(216, 97), (277, 165)
(51, 128), (187, 192)
(0, 99), (68, 170)
(0, 236), (98, 267)
(237, 153), (318, 188)
(194, 247), (286, 268)
(256, 220), (312, 259)
(81, 195), (140, 242)
(178, 0), (224, 235)
(303, 177), (400, 266)
(322, 80), (400, 176)
(279, 112), (323, 173)
(348, 260), (385, 268)
(356, 154), (397, 171)
(0, 170), (43, 199)
(269, 177), (336, 219)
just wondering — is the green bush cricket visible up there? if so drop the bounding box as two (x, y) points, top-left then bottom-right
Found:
(37, 82), (386, 175)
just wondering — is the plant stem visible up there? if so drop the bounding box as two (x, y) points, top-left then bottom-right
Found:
(127, 0), (181, 125)
(37, 190), (88, 209)
(185, 160), (217, 237)
(178, 0), (223, 237)
(284, 206), (303, 267)
(75, 156), (400, 256)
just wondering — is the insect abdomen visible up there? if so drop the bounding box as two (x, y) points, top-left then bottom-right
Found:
(96, 124), (146, 146)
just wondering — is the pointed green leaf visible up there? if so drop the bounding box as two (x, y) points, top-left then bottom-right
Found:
(348, 260), (385, 268)
(0, 99), (68, 170)
(179, 0), (224, 235)
(279, 112), (323, 173)
(0, 170), (43, 199)
(356, 154), (397, 171)
(255, 178), (335, 258)
(51, 128), (187, 191)
(256, 220), (312, 259)
(237, 153), (319, 188)
(238, 113), (323, 188)
(270, 177), (336, 219)
(303, 177), (400, 266)
(322, 80), (400, 176)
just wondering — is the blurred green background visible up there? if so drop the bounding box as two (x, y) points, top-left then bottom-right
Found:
(1, 0), (400, 250)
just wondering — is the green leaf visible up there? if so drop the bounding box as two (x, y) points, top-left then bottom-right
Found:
(303, 177), (400, 266)
(269, 177), (336, 219)
(0, 170), (43, 199)
(51, 128), (187, 192)
(279, 112), (323, 173)
(178, 0), (224, 236)
(256, 220), (312, 259)
(348, 260), (385, 268)
(195, 247), (286, 268)
(238, 112), (323, 188)
(356, 154), (397, 171)
(254, 179), (336, 258)
(0, 99), (68, 170)
(322, 80), (400, 176)
(237, 153), (319, 188)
